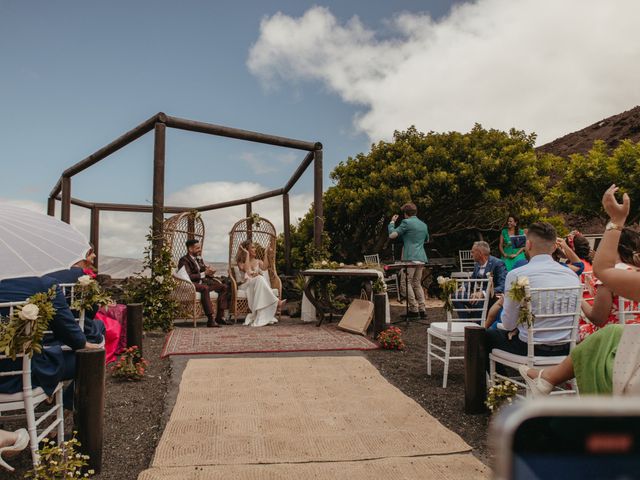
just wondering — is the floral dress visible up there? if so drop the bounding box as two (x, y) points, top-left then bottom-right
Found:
(579, 263), (640, 341)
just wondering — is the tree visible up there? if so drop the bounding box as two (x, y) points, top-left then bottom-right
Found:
(286, 125), (560, 266)
(551, 140), (640, 222)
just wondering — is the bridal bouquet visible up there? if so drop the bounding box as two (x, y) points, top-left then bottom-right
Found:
(72, 275), (112, 312)
(508, 276), (535, 328)
(437, 276), (458, 313)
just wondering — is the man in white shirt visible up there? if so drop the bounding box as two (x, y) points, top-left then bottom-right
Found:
(486, 222), (581, 360)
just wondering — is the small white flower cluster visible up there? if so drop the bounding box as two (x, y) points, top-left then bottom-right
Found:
(77, 275), (94, 286)
(515, 276), (530, 288)
(437, 276), (447, 285)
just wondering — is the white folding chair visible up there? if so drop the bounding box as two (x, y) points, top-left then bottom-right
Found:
(58, 283), (85, 329)
(364, 253), (401, 302)
(458, 250), (475, 273)
(427, 277), (492, 388)
(618, 296), (640, 324)
(0, 301), (65, 467)
(489, 285), (583, 397)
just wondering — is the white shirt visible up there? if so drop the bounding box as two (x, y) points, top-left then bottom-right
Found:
(502, 254), (581, 343)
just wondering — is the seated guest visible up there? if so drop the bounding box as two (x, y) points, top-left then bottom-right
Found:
(486, 222), (581, 365)
(0, 275), (102, 409)
(178, 239), (228, 327)
(471, 241), (507, 296)
(553, 237), (585, 275)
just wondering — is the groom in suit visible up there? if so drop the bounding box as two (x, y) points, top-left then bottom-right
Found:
(178, 239), (229, 327)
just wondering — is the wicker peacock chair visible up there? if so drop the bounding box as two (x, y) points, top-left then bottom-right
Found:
(228, 216), (282, 320)
(163, 211), (217, 326)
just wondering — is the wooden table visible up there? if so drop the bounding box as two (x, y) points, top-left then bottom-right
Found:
(301, 268), (382, 327)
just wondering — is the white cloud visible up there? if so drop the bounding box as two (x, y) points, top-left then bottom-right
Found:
(248, 1), (640, 144)
(240, 150), (300, 174)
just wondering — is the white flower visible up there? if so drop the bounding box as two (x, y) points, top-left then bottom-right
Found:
(156, 275), (164, 284)
(77, 275), (93, 286)
(437, 276), (446, 285)
(19, 303), (39, 321)
(516, 276), (529, 288)
(321, 260), (328, 266)
(339, 262), (345, 267)
(356, 262), (363, 267)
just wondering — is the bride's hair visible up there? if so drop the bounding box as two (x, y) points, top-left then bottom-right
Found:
(236, 240), (253, 265)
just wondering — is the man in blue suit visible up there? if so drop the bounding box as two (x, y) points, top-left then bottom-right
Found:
(46, 267), (106, 344)
(388, 202), (429, 319)
(470, 241), (507, 296)
(0, 276), (102, 408)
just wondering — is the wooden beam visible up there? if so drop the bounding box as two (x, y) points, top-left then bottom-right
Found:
(47, 197), (55, 217)
(152, 122), (166, 262)
(246, 203), (252, 218)
(91, 202), (185, 214)
(165, 114), (320, 151)
(90, 207), (100, 269)
(313, 149), (324, 248)
(284, 151), (315, 193)
(62, 114), (158, 178)
(61, 176), (71, 224)
(49, 177), (62, 199)
(197, 188), (284, 212)
(283, 193), (291, 274)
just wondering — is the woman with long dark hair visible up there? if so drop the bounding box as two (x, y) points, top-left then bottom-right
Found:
(498, 214), (526, 271)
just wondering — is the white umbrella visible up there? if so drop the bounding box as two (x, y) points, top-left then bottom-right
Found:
(0, 203), (91, 281)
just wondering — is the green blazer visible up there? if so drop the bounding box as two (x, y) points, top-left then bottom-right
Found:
(388, 216), (429, 262)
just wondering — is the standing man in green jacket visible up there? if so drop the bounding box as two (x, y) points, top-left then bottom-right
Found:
(388, 202), (429, 319)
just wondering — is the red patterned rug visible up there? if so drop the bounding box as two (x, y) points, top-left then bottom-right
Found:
(161, 322), (379, 357)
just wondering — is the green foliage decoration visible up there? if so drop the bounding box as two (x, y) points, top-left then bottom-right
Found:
(71, 276), (112, 312)
(0, 287), (56, 360)
(125, 230), (179, 332)
(24, 433), (94, 479)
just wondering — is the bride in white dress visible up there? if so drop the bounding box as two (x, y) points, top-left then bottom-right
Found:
(237, 240), (285, 327)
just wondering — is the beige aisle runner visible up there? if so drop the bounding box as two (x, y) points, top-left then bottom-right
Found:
(139, 356), (489, 479)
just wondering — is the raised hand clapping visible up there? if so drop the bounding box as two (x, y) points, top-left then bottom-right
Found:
(603, 184), (630, 225)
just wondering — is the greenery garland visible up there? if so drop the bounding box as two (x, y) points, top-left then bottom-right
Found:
(485, 380), (518, 413)
(71, 275), (112, 312)
(437, 276), (459, 313)
(0, 287), (56, 360)
(507, 276), (535, 328)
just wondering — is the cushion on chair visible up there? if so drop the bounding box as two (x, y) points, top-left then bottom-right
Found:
(0, 387), (46, 403)
(174, 266), (192, 283)
(490, 348), (566, 366)
(428, 321), (480, 336)
(195, 291), (219, 301)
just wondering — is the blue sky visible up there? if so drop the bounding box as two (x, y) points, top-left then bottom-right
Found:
(0, 0), (456, 207)
(2, 1), (637, 260)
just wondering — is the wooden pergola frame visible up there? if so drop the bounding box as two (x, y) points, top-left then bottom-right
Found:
(47, 112), (323, 273)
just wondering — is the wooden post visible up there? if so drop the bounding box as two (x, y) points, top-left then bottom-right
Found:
(152, 122), (166, 263)
(90, 207), (100, 270)
(61, 176), (71, 224)
(246, 203), (252, 218)
(187, 215), (195, 240)
(373, 293), (386, 339)
(313, 148), (323, 248)
(283, 193), (291, 274)
(74, 348), (105, 473)
(47, 197), (55, 217)
(464, 326), (488, 414)
(126, 303), (144, 355)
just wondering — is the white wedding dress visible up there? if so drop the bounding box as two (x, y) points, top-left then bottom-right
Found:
(240, 269), (279, 327)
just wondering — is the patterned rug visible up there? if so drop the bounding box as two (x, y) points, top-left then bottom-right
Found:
(161, 322), (379, 357)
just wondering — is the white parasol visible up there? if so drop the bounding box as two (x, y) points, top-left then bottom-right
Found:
(0, 203), (91, 281)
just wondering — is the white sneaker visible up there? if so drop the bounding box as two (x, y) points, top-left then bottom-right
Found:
(519, 365), (553, 397)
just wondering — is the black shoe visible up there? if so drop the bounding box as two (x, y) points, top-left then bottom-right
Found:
(216, 318), (229, 325)
(400, 311), (420, 319)
(207, 320), (221, 328)
(419, 311), (427, 319)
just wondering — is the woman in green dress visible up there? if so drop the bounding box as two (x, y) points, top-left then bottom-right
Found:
(498, 214), (526, 271)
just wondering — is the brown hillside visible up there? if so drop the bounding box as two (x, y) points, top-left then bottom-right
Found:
(537, 105), (640, 157)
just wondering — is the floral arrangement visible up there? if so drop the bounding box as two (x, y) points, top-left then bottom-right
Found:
(508, 276), (535, 328)
(71, 275), (112, 313)
(372, 277), (387, 294)
(110, 346), (148, 381)
(125, 230), (179, 332)
(485, 380), (519, 413)
(190, 209), (202, 220)
(24, 433), (94, 479)
(249, 213), (262, 227)
(437, 276), (459, 312)
(311, 259), (343, 270)
(377, 326), (405, 350)
(0, 287), (56, 360)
